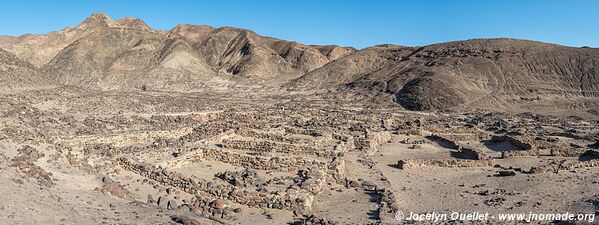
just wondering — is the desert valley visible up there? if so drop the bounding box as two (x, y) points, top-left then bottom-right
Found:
(0, 13), (598, 224)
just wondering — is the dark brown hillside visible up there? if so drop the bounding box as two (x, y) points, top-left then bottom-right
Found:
(290, 39), (599, 112)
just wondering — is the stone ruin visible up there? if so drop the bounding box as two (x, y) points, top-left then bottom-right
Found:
(118, 158), (320, 212)
(45, 104), (599, 224)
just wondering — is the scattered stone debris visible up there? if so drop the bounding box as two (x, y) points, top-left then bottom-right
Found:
(296, 214), (339, 225)
(10, 145), (53, 187)
(484, 197), (506, 206)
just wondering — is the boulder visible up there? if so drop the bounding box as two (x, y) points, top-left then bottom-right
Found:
(100, 180), (127, 198)
(496, 170), (516, 177)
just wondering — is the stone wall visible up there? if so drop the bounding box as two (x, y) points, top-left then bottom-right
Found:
(179, 123), (233, 143)
(235, 129), (315, 145)
(435, 133), (480, 142)
(354, 131), (392, 154)
(198, 148), (328, 172)
(491, 135), (533, 150)
(429, 134), (461, 150)
(118, 158), (317, 211)
(538, 139), (586, 157)
(501, 149), (540, 158)
(326, 157), (346, 181)
(568, 160), (599, 169)
(284, 127), (322, 137)
(199, 148), (346, 182)
(460, 147), (490, 160)
(221, 139), (338, 158)
(396, 159), (494, 170)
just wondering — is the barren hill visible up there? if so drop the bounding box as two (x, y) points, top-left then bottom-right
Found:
(290, 39), (599, 112)
(0, 48), (53, 90)
(1, 13), (354, 90)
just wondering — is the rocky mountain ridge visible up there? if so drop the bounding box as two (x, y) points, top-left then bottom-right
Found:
(1, 13), (355, 90)
(1, 13), (597, 114)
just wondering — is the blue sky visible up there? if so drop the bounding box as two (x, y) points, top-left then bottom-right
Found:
(0, 0), (597, 49)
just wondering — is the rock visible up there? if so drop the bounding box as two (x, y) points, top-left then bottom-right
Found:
(212, 199), (225, 209)
(100, 180), (126, 198)
(496, 170), (516, 177)
(484, 197), (506, 206)
(170, 215), (202, 225)
(147, 194), (155, 204)
(157, 196), (169, 208)
(178, 204), (192, 212)
(233, 178), (244, 187)
(526, 167), (542, 174)
(168, 199), (178, 210)
(191, 205), (204, 214)
(362, 181), (377, 191)
(101, 176), (113, 183)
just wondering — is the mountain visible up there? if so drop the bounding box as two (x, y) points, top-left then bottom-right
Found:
(0, 13), (138, 67)
(1, 13), (355, 90)
(167, 25), (355, 77)
(0, 36), (22, 47)
(1, 13), (597, 113)
(289, 39), (599, 112)
(288, 44), (417, 89)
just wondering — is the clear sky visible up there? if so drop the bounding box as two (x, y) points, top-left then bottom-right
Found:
(0, 0), (597, 49)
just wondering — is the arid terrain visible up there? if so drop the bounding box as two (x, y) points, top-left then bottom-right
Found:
(0, 13), (598, 225)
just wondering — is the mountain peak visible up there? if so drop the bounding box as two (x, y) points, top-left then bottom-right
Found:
(89, 12), (111, 20)
(77, 13), (150, 31)
(115, 17), (151, 30)
(78, 12), (116, 29)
